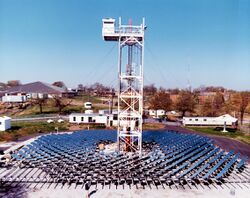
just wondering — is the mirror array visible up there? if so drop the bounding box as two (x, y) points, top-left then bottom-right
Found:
(0, 130), (249, 194)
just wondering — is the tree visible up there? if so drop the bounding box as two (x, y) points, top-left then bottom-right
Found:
(144, 84), (157, 96)
(175, 91), (196, 117)
(159, 86), (166, 92)
(32, 98), (47, 114)
(232, 91), (250, 125)
(213, 92), (225, 112)
(149, 91), (172, 111)
(52, 81), (66, 89)
(53, 96), (72, 114)
(90, 82), (110, 96)
(166, 88), (180, 94)
(201, 98), (214, 116)
(77, 84), (84, 90)
(204, 86), (225, 92)
(201, 92), (225, 116)
(193, 86), (226, 94)
(0, 82), (8, 91)
(7, 80), (21, 87)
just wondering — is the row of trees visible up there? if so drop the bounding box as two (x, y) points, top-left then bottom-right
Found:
(200, 91), (250, 124)
(78, 83), (113, 96)
(149, 90), (196, 117)
(32, 82), (250, 124)
(2, 80), (249, 124)
(144, 84), (231, 96)
(149, 90), (250, 125)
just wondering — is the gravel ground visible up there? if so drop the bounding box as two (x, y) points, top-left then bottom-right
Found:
(23, 184), (250, 198)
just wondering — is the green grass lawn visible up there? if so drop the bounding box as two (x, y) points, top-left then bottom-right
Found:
(11, 96), (110, 118)
(74, 95), (102, 103)
(187, 126), (250, 146)
(18, 104), (58, 115)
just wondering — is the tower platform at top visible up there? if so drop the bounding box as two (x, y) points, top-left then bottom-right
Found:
(102, 18), (145, 42)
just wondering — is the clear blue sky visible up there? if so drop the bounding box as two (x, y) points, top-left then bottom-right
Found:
(0, 0), (249, 90)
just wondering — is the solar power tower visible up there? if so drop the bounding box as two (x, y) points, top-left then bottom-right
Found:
(102, 17), (146, 154)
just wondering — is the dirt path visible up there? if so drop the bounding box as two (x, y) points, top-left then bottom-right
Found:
(164, 125), (250, 162)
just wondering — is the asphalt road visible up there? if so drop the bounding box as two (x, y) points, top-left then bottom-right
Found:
(12, 115), (68, 122)
(164, 125), (250, 162)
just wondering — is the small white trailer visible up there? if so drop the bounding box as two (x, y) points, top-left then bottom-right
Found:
(84, 102), (92, 109)
(183, 114), (238, 127)
(2, 95), (27, 103)
(149, 109), (165, 118)
(0, 116), (11, 131)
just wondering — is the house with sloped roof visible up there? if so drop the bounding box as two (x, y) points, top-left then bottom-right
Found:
(3, 81), (66, 102)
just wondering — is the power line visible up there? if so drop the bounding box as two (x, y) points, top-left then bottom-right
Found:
(144, 40), (180, 88)
(80, 43), (117, 84)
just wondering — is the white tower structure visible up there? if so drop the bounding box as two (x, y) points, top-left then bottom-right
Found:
(102, 17), (146, 154)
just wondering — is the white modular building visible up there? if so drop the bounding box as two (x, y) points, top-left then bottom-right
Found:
(149, 109), (165, 118)
(98, 109), (118, 127)
(69, 113), (107, 125)
(107, 113), (118, 127)
(99, 109), (111, 115)
(2, 94), (27, 103)
(0, 116), (11, 131)
(69, 110), (127, 128)
(183, 114), (238, 127)
(85, 110), (94, 114)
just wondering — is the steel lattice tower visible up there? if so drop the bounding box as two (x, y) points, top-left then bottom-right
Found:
(102, 17), (146, 154)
